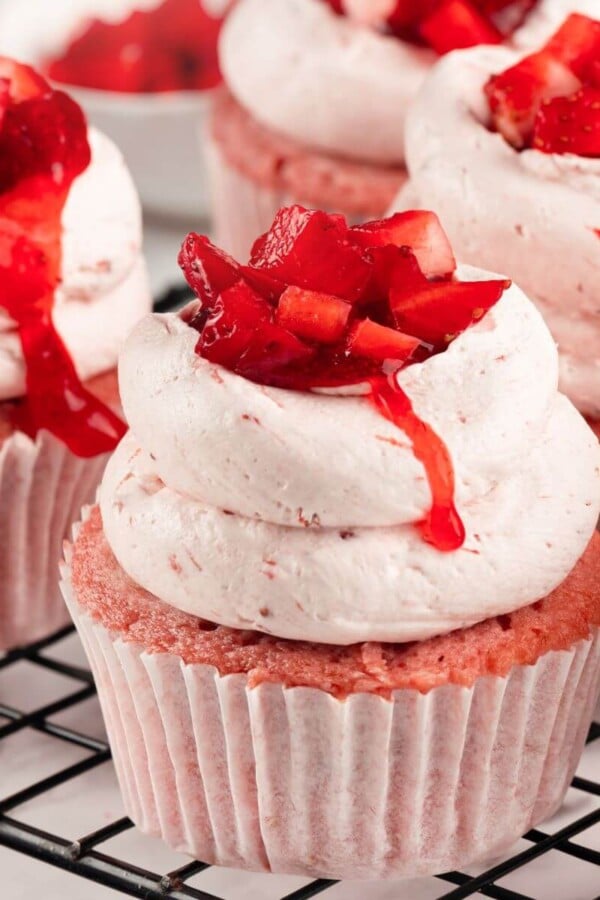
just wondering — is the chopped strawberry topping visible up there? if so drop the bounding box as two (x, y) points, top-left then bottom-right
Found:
(533, 87), (600, 157)
(0, 57), (126, 457)
(391, 279), (510, 346)
(45, 0), (223, 94)
(276, 287), (351, 343)
(485, 13), (600, 157)
(180, 206), (509, 552)
(419, 0), (502, 55)
(350, 211), (456, 278)
(347, 319), (420, 362)
(323, 0), (538, 52)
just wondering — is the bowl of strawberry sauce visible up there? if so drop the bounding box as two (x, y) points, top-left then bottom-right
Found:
(0, 0), (227, 221)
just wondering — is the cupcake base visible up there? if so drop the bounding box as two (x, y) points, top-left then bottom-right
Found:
(207, 90), (407, 260)
(62, 508), (600, 879)
(0, 371), (119, 651)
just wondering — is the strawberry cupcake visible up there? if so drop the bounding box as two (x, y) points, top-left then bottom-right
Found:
(62, 206), (600, 878)
(0, 58), (151, 650)
(209, 0), (555, 259)
(0, 0), (228, 220)
(391, 12), (600, 431)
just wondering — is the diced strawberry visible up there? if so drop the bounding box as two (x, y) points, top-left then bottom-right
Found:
(248, 206), (372, 303)
(544, 14), (600, 81)
(390, 278), (509, 345)
(350, 211), (456, 278)
(532, 86), (600, 157)
(178, 233), (241, 306)
(365, 245), (427, 307)
(347, 318), (420, 362)
(196, 280), (314, 376)
(0, 56), (48, 101)
(276, 286), (351, 344)
(485, 50), (581, 148)
(419, 0), (502, 55)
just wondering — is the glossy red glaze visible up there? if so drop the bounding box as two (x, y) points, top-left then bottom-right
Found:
(46, 0), (223, 94)
(0, 58), (126, 457)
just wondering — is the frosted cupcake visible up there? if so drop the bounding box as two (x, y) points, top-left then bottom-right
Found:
(0, 58), (151, 650)
(391, 12), (600, 432)
(62, 206), (600, 878)
(209, 0), (553, 259)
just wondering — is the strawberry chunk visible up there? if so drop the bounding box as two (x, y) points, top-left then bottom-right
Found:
(276, 286), (351, 344)
(485, 50), (581, 148)
(544, 14), (600, 81)
(350, 211), (456, 278)
(347, 319), (420, 362)
(419, 0), (502, 55)
(390, 278), (509, 345)
(248, 205), (372, 303)
(178, 233), (241, 306)
(532, 87), (600, 157)
(196, 280), (314, 376)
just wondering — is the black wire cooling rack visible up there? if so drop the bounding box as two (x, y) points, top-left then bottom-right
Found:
(0, 623), (598, 900)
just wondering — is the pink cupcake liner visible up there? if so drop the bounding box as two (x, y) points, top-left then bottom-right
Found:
(61, 515), (600, 880)
(0, 432), (107, 651)
(205, 134), (406, 262)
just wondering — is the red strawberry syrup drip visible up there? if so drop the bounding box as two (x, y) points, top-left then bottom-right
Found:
(370, 375), (465, 551)
(46, 0), (223, 95)
(0, 59), (126, 457)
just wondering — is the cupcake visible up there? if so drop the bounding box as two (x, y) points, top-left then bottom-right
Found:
(0, 0), (227, 220)
(62, 205), (600, 879)
(390, 12), (600, 431)
(0, 57), (151, 650)
(209, 0), (556, 260)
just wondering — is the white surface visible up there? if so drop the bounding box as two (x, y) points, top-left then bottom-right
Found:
(0, 629), (599, 898)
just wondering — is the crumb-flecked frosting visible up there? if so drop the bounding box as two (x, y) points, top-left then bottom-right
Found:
(391, 45), (600, 418)
(99, 269), (600, 645)
(219, 0), (432, 166)
(0, 127), (150, 401)
(513, 0), (600, 49)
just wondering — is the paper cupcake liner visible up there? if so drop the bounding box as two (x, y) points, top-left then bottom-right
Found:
(0, 432), (107, 651)
(61, 521), (600, 880)
(205, 134), (399, 262)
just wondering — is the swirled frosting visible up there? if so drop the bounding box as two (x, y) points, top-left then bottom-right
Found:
(0, 127), (150, 401)
(99, 268), (600, 645)
(391, 45), (600, 418)
(219, 0), (432, 166)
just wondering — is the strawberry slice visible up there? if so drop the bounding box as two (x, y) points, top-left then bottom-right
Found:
(419, 0), (502, 55)
(196, 280), (314, 376)
(485, 50), (581, 148)
(390, 278), (509, 345)
(347, 319), (420, 363)
(248, 205), (371, 303)
(276, 286), (351, 344)
(532, 86), (600, 157)
(350, 211), (456, 278)
(544, 14), (600, 81)
(178, 233), (241, 306)
(179, 232), (284, 307)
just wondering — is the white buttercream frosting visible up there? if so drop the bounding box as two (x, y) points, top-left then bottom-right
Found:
(391, 45), (600, 418)
(219, 0), (432, 165)
(0, 127), (150, 401)
(100, 269), (600, 645)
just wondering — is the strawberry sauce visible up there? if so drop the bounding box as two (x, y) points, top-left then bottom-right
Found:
(371, 375), (465, 551)
(0, 59), (126, 457)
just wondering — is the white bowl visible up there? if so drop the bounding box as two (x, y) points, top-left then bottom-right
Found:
(0, 0), (216, 221)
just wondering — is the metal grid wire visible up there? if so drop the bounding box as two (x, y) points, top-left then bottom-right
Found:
(0, 289), (598, 899)
(0, 624), (598, 900)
